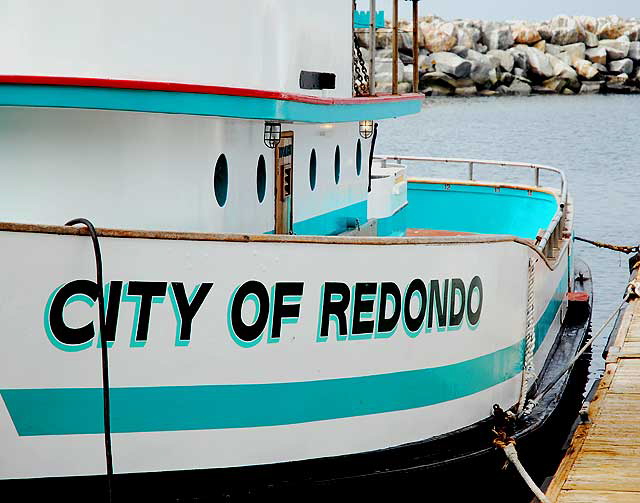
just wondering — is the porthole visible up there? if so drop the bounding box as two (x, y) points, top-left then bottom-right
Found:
(256, 155), (266, 203)
(213, 154), (228, 207)
(334, 145), (341, 184)
(356, 139), (362, 176)
(309, 149), (317, 191)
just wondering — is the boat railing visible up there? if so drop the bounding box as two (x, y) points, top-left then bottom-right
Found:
(373, 155), (568, 259)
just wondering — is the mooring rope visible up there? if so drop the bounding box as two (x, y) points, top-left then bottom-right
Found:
(494, 437), (551, 503)
(575, 236), (640, 254)
(518, 258), (537, 413)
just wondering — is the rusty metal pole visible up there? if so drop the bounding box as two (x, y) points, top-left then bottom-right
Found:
(412, 0), (419, 93)
(392, 0), (399, 94)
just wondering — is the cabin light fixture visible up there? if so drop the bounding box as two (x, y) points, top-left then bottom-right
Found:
(264, 122), (282, 149)
(359, 120), (374, 139)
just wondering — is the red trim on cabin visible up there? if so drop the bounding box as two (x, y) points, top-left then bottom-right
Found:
(0, 75), (423, 106)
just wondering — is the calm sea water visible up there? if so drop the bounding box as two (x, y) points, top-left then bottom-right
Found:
(377, 94), (640, 378)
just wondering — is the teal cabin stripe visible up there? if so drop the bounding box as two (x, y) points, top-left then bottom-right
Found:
(293, 200), (368, 236)
(0, 85), (422, 123)
(0, 272), (568, 437)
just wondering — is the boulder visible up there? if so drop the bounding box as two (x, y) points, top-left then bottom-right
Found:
(508, 78), (532, 95)
(585, 31), (599, 48)
(403, 64), (414, 83)
(465, 50), (494, 85)
(487, 49), (514, 72)
(585, 47), (607, 65)
(495, 85), (511, 95)
(537, 24), (553, 41)
(558, 52), (572, 66)
(546, 44), (562, 56)
(597, 20), (626, 40)
(507, 47), (528, 71)
(482, 23), (514, 51)
(629, 41), (640, 61)
(576, 16), (598, 33)
(563, 43), (586, 64)
(454, 86), (478, 96)
(534, 40), (546, 52)
(478, 89), (497, 96)
(548, 54), (579, 80)
(579, 81), (603, 93)
(375, 58), (404, 76)
(421, 22), (458, 52)
(430, 52), (472, 78)
(420, 71), (457, 90)
(542, 78), (567, 92)
(424, 85), (453, 96)
(512, 24), (542, 45)
(525, 47), (554, 79)
(574, 59), (599, 79)
(513, 67), (527, 78)
(456, 27), (480, 49)
(593, 63), (608, 74)
(498, 71), (515, 86)
(609, 58), (634, 74)
(549, 15), (586, 45)
(451, 46), (470, 58)
(607, 73), (629, 85)
(600, 37), (630, 60)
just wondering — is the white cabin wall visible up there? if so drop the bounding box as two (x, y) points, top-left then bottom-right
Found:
(0, 0), (352, 98)
(0, 107), (369, 234)
(289, 123), (370, 228)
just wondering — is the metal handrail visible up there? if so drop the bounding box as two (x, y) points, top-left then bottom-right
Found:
(373, 154), (568, 256)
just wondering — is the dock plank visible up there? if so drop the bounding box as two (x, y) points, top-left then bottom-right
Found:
(545, 267), (640, 502)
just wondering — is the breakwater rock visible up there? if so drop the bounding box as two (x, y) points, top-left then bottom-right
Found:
(356, 15), (640, 96)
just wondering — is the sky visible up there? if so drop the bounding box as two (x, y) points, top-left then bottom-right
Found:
(355, 0), (638, 22)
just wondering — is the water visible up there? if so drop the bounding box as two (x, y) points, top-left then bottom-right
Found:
(377, 94), (640, 379)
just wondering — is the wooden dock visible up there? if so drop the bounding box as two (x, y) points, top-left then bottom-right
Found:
(544, 259), (640, 502)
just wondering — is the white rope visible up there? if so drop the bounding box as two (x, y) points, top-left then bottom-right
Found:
(518, 258), (537, 413)
(500, 442), (551, 503)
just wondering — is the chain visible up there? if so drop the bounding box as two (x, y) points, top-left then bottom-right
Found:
(353, 31), (370, 97)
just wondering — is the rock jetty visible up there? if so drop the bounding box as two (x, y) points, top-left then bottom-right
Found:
(356, 15), (640, 96)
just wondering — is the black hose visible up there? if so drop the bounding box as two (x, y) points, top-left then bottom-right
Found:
(66, 218), (113, 503)
(367, 122), (379, 193)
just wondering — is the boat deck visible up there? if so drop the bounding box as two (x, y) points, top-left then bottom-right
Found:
(545, 260), (640, 502)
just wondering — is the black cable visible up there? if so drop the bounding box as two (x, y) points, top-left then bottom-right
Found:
(66, 218), (113, 503)
(367, 122), (378, 193)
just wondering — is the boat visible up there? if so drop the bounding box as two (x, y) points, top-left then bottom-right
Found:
(0, 1), (591, 499)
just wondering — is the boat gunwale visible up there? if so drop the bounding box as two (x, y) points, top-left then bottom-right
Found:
(0, 220), (569, 271)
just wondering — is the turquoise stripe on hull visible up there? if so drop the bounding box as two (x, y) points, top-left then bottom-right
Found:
(2, 339), (523, 436)
(0, 270), (568, 437)
(0, 85), (422, 123)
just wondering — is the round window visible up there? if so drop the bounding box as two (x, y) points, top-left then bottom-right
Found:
(356, 140), (362, 176)
(256, 155), (266, 203)
(334, 145), (341, 184)
(309, 149), (317, 191)
(213, 154), (228, 207)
